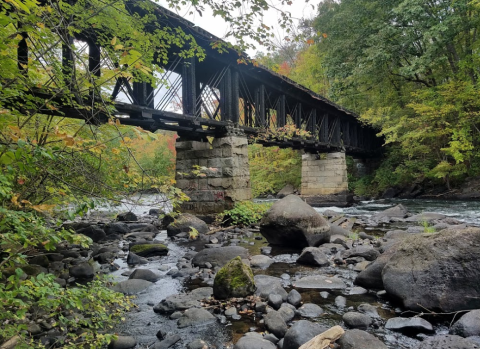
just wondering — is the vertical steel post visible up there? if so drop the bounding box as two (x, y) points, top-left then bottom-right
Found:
(276, 95), (286, 128)
(182, 57), (196, 115)
(231, 70), (240, 123)
(310, 109), (317, 138)
(88, 42), (101, 77)
(255, 84), (265, 127)
(220, 68), (232, 121)
(17, 31), (28, 73)
(295, 103), (302, 129)
(343, 120), (350, 146)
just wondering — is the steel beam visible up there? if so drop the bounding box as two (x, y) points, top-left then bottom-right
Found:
(88, 42), (101, 77)
(295, 103), (302, 129)
(255, 84), (265, 127)
(220, 68), (231, 121)
(17, 31), (28, 73)
(182, 57), (196, 115)
(276, 95), (286, 128)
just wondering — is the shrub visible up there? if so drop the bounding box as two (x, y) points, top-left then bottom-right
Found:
(219, 201), (272, 226)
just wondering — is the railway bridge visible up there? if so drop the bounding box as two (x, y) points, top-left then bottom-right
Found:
(8, 0), (382, 213)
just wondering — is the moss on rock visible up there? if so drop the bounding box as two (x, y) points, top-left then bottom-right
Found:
(129, 244), (168, 257)
(213, 256), (255, 299)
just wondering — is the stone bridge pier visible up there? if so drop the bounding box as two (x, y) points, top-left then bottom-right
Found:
(300, 152), (351, 207)
(175, 128), (252, 214)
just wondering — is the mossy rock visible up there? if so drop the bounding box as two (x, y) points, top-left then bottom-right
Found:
(22, 264), (48, 276)
(167, 213), (208, 237)
(213, 256), (255, 299)
(129, 243), (168, 257)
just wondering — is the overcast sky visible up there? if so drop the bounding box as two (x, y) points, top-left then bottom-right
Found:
(157, 0), (321, 57)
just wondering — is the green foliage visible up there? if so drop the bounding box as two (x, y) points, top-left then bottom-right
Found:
(219, 201), (272, 226)
(420, 220), (436, 234)
(0, 272), (133, 348)
(348, 232), (359, 241)
(249, 144), (301, 197)
(0, 171), (132, 347)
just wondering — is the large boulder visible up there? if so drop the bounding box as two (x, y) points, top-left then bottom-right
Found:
(128, 269), (161, 282)
(116, 211), (137, 221)
(167, 213), (208, 237)
(264, 310), (288, 338)
(337, 329), (387, 349)
(192, 246), (248, 268)
(153, 287), (212, 314)
(297, 247), (329, 267)
(234, 336), (276, 349)
(77, 225), (106, 242)
(260, 195), (330, 247)
(342, 245), (380, 261)
(69, 263), (94, 279)
(385, 317), (434, 334)
(111, 279), (152, 295)
(369, 204), (408, 223)
(450, 310), (480, 337)
(104, 222), (130, 236)
(382, 228), (480, 312)
(254, 275), (288, 301)
(213, 257), (255, 299)
(177, 308), (215, 328)
(277, 184), (295, 198)
(282, 320), (329, 349)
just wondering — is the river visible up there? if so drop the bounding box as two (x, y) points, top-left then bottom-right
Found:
(97, 197), (480, 348)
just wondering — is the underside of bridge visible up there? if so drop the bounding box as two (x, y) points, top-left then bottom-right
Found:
(7, 0), (383, 213)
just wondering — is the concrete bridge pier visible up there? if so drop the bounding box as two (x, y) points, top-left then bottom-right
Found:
(175, 128), (252, 214)
(300, 152), (352, 207)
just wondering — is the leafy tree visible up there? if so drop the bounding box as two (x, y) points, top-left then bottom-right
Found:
(309, 0), (480, 191)
(249, 144), (301, 197)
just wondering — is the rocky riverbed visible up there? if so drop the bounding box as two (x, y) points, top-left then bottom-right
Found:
(25, 195), (480, 349)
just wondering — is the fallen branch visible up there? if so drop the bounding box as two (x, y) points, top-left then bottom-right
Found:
(206, 225), (238, 235)
(299, 325), (345, 349)
(401, 304), (475, 328)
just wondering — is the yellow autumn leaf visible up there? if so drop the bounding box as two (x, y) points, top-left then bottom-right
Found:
(32, 204), (56, 213)
(111, 36), (117, 45)
(116, 119), (121, 125)
(111, 148), (120, 154)
(64, 136), (75, 146)
(11, 195), (19, 206)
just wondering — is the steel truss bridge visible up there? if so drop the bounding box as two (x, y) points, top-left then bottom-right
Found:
(10, 0), (382, 156)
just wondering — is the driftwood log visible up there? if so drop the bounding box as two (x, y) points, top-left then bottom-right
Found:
(299, 325), (345, 349)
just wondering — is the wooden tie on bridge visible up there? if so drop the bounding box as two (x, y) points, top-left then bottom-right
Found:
(8, 0), (382, 212)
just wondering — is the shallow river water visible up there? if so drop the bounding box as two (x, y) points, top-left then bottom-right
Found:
(105, 198), (480, 349)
